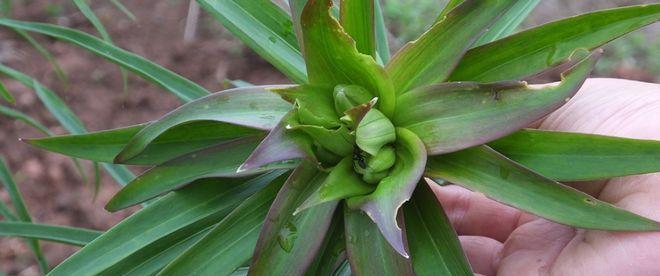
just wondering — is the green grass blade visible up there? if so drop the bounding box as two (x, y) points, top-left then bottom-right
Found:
(426, 146), (660, 231)
(437, 0), (462, 20)
(110, 0), (136, 21)
(374, 0), (389, 64)
(160, 175), (285, 275)
(0, 157), (49, 273)
(386, 0), (516, 94)
(49, 172), (284, 275)
(0, 64), (135, 185)
(0, 80), (14, 104)
(0, 19), (209, 102)
(25, 121), (260, 165)
(404, 182), (472, 276)
(340, 0), (376, 58)
(491, 129), (660, 182)
(0, 199), (17, 221)
(344, 206), (413, 276)
(0, 105), (51, 135)
(449, 4), (660, 82)
(12, 28), (68, 84)
(115, 86), (290, 163)
(395, 50), (598, 155)
(197, 0), (307, 84)
(73, 0), (130, 94)
(473, 0), (539, 46)
(0, 221), (101, 246)
(249, 164), (339, 275)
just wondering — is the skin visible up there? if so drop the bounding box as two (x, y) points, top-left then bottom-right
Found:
(432, 78), (660, 276)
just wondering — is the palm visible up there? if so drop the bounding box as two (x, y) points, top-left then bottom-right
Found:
(434, 78), (660, 276)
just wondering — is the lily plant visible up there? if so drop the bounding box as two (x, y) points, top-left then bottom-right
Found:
(1, 0), (660, 275)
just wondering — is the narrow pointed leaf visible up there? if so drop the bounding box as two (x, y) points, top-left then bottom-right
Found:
(0, 221), (101, 247)
(340, 0), (376, 58)
(0, 64), (136, 185)
(305, 210), (347, 276)
(0, 105), (50, 135)
(26, 121), (260, 165)
(107, 138), (295, 211)
(473, 0), (539, 46)
(49, 172), (283, 275)
(110, 0), (136, 21)
(347, 128), (426, 257)
(302, 0), (395, 117)
(198, 0), (307, 83)
(450, 4), (660, 82)
(344, 207), (413, 276)
(0, 19), (209, 102)
(404, 182), (472, 276)
(491, 129), (660, 182)
(0, 81), (14, 103)
(13, 28), (68, 83)
(395, 50), (598, 155)
(386, 0), (516, 93)
(297, 157), (373, 213)
(115, 86), (291, 163)
(160, 176), (285, 276)
(373, 0), (389, 64)
(250, 164), (339, 275)
(0, 157), (48, 273)
(239, 110), (314, 172)
(100, 228), (211, 276)
(426, 146), (660, 231)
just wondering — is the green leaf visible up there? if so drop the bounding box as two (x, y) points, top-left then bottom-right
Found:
(107, 137), (295, 211)
(426, 146), (660, 231)
(344, 207), (413, 276)
(491, 129), (660, 182)
(0, 80), (15, 104)
(12, 28), (68, 84)
(0, 199), (16, 221)
(473, 0), (539, 46)
(437, 0), (462, 19)
(26, 121), (259, 165)
(296, 125), (355, 157)
(0, 157), (49, 273)
(198, 0), (307, 83)
(159, 175), (285, 276)
(100, 228), (211, 276)
(274, 84), (339, 128)
(394, 50), (598, 155)
(373, 0), (389, 64)
(340, 0), (376, 58)
(250, 163), (339, 275)
(0, 18), (209, 102)
(73, 0), (130, 93)
(305, 210), (347, 276)
(0, 105), (50, 135)
(0, 221), (101, 247)
(110, 0), (136, 21)
(404, 182), (472, 276)
(449, 4), (660, 82)
(239, 110), (314, 172)
(301, 0), (395, 117)
(386, 0), (516, 94)
(49, 172), (283, 275)
(347, 128), (426, 257)
(296, 157), (373, 213)
(115, 86), (291, 163)
(356, 108), (395, 155)
(289, 0), (308, 50)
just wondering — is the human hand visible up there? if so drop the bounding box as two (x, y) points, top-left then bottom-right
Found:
(432, 78), (660, 276)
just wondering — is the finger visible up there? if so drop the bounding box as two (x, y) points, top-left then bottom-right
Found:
(431, 183), (534, 241)
(459, 236), (502, 276)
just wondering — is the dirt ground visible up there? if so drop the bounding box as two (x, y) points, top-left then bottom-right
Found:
(0, 1), (657, 275)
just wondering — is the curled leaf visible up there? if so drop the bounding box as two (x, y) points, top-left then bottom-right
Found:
(356, 109), (396, 155)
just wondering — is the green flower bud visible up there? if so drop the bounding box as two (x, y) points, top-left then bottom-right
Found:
(367, 146), (396, 172)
